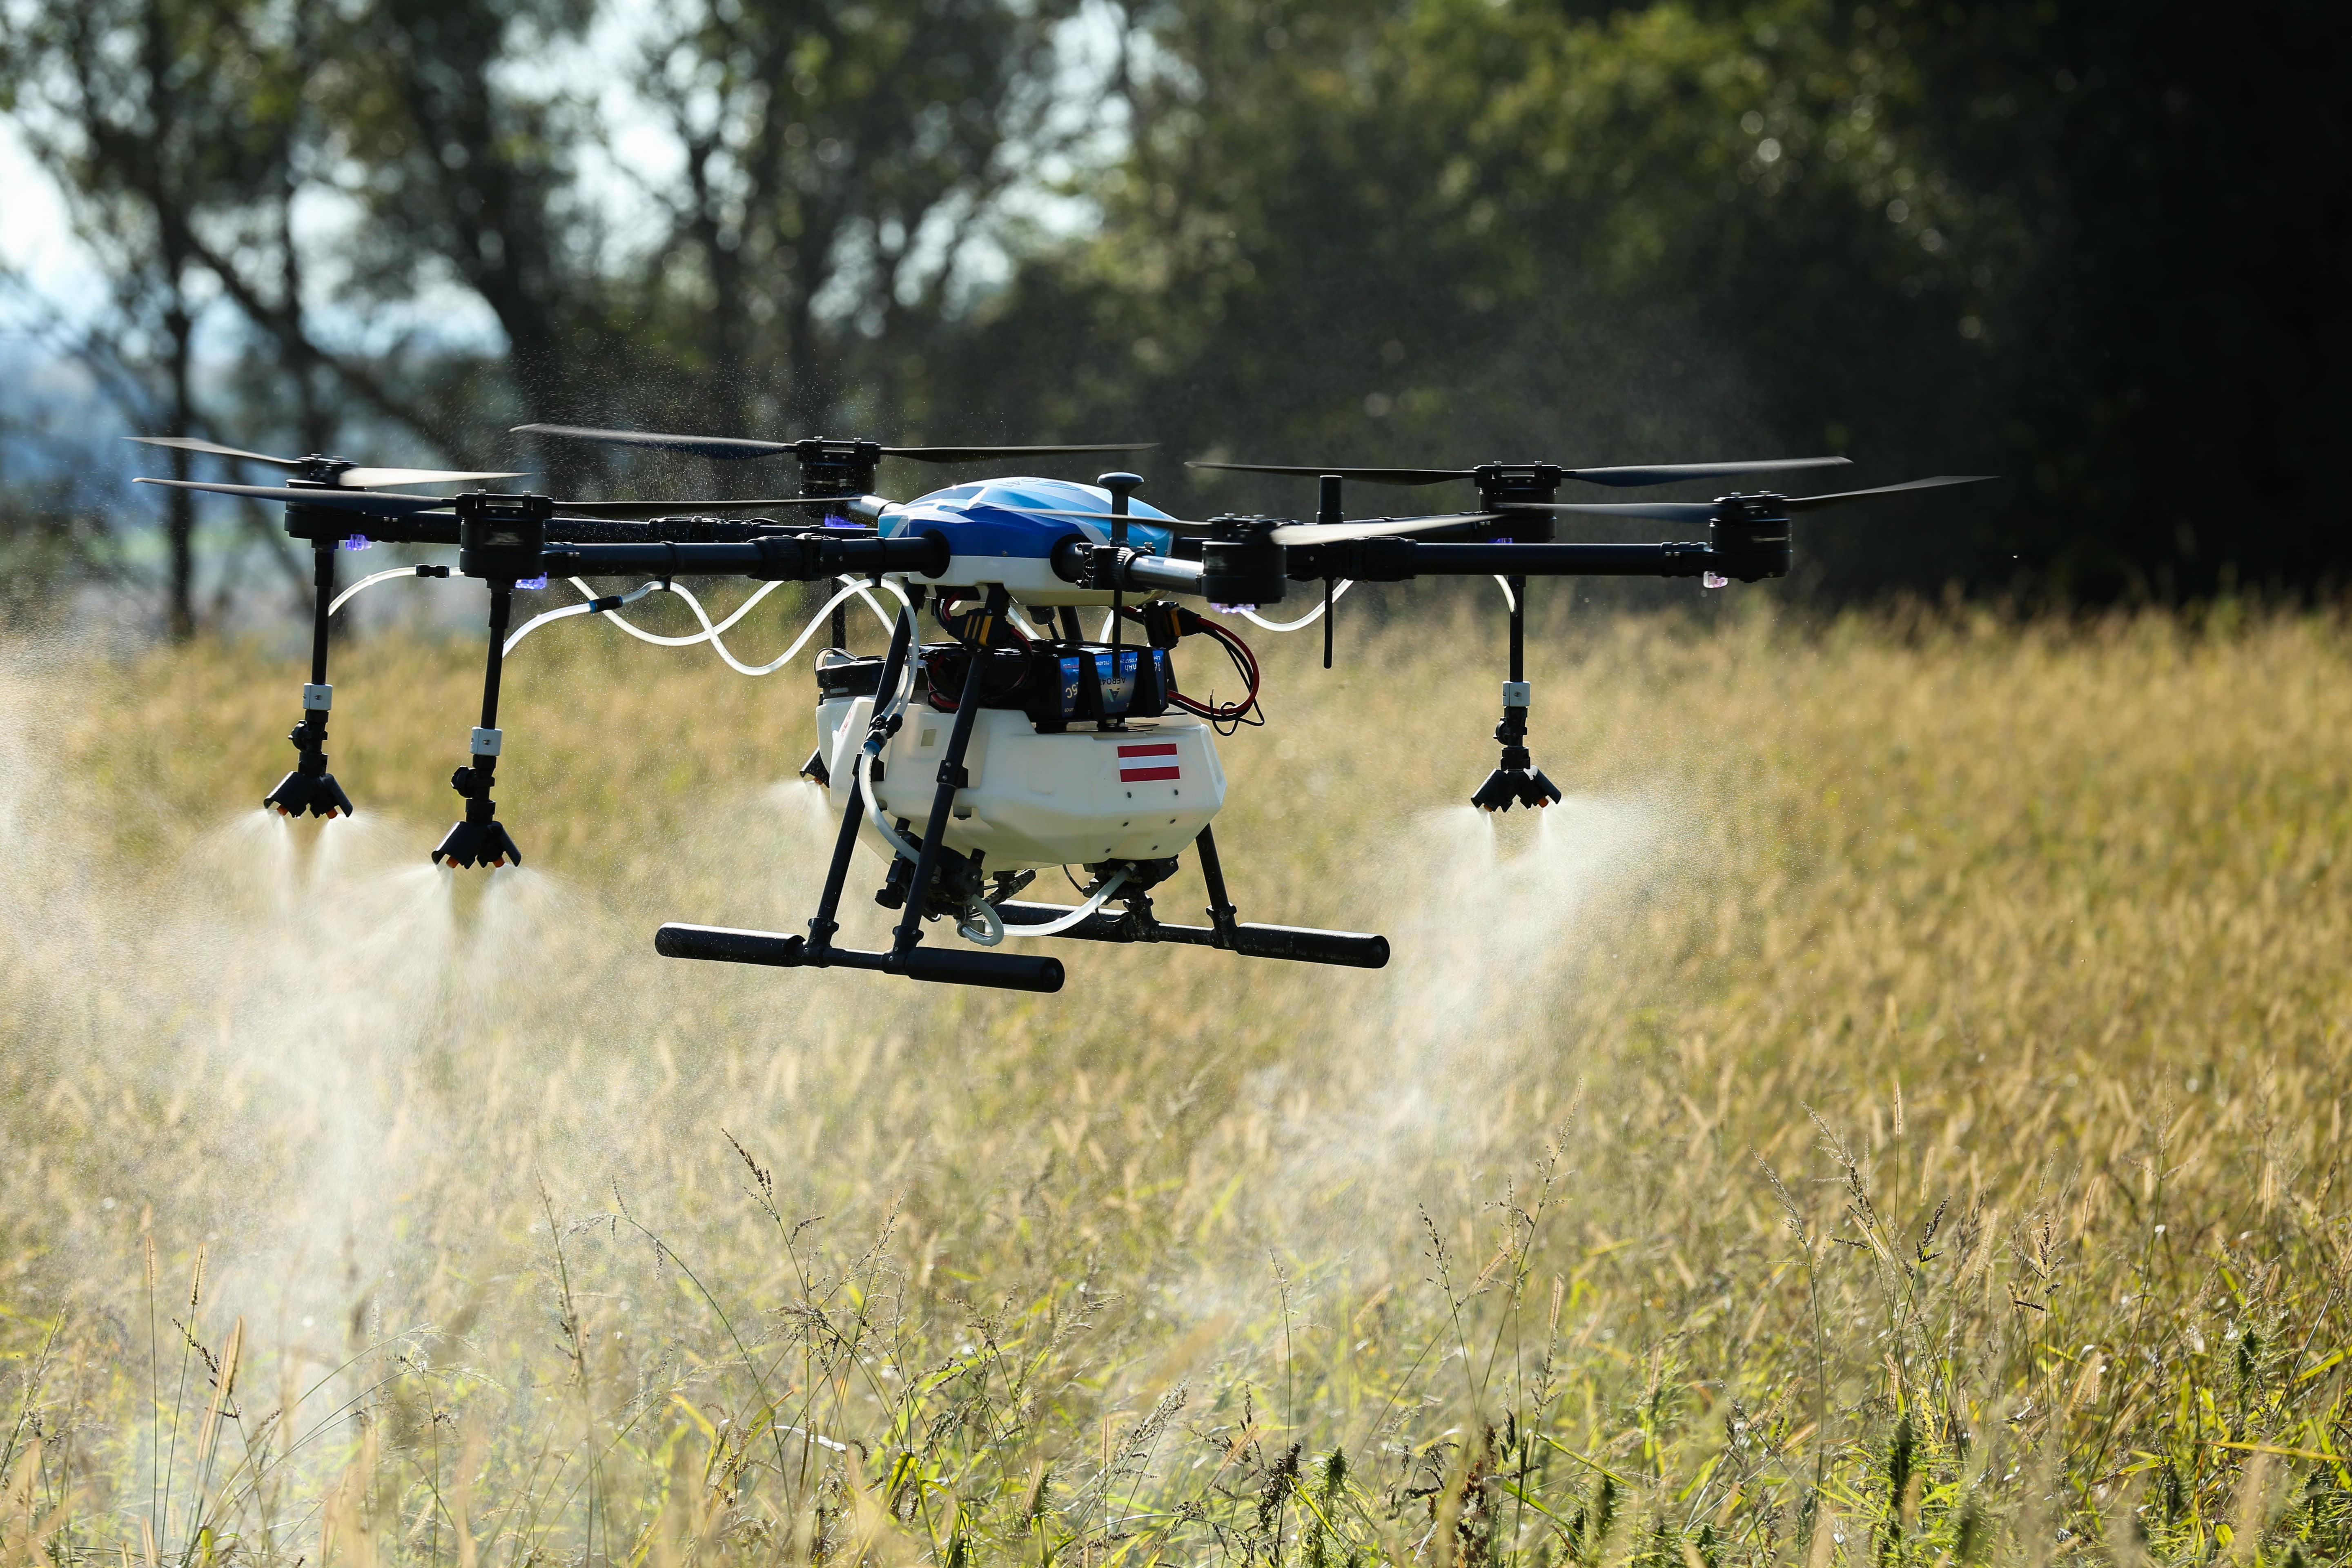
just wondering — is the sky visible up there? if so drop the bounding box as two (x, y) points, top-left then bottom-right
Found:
(1, 117), (102, 320)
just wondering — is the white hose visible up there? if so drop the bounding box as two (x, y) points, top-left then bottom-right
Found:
(1494, 575), (1517, 612)
(502, 581), (664, 656)
(857, 753), (922, 861)
(328, 566), (442, 617)
(564, 575), (904, 673)
(581, 577), (784, 647)
(853, 606), (927, 861)
(997, 870), (1130, 938)
(1234, 579), (1355, 632)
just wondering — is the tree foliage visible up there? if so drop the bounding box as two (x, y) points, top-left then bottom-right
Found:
(5, 0), (2347, 619)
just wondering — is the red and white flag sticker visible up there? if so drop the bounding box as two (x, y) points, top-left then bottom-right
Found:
(1118, 741), (1180, 783)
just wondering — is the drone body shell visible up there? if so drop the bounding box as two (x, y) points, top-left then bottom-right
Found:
(817, 696), (1228, 871)
(881, 478), (1179, 604)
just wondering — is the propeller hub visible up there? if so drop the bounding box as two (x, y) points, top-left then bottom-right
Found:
(1470, 464), (1561, 542)
(1200, 516), (1290, 607)
(1710, 497), (1792, 581)
(793, 437), (886, 497)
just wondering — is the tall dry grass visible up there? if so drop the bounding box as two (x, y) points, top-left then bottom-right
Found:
(2, 593), (2348, 1567)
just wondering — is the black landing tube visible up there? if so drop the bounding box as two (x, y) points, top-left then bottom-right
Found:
(654, 924), (1066, 993)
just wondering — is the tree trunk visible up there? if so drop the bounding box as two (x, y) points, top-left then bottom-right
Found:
(164, 299), (196, 641)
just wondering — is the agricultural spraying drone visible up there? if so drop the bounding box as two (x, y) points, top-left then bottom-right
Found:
(132, 428), (1988, 994)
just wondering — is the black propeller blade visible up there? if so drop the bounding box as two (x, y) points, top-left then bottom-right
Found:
(125, 436), (524, 488)
(1189, 461), (1474, 486)
(1778, 474), (1996, 511)
(1030, 508), (1509, 545)
(1187, 456), (1853, 488)
(882, 443), (1159, 463)
(138, 478), (873, 521)
(513, 423), (1155, 464)
(510, 425), (797, 460)
(1508, 474), (1996, 523)
(1267, 513), (1506, 545)
(532, 497), (848, 519)
(134, 478), (461, 517)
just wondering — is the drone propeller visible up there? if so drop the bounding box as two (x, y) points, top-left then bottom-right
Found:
(136, 477), (869, 522)
(512, 423), (1155, 464)
(1026, 507), (1511, 544)
(1507, 473), (1998, 524)
(1780, 474), (1995, 511)
(126, 435), (525, 488)
(1267, 513), (1505, 545)
(135, 477), (459, 516)
(1188, 456), (1853, 488)
(526, 497), (853, 519)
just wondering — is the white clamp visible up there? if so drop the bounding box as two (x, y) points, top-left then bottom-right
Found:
(1501, 681), (1530, 708)
(471, 727), (503, 757)
(302, 683), (332, 712)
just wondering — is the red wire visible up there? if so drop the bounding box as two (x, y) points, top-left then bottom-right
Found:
(1164, 613), (1260, 721)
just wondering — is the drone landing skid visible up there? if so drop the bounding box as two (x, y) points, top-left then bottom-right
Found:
(994, 901), (1388, 968)
(652, 902), (1386, 993)
(655, 817), (1388, 993)
(653, 925), (1067, 993)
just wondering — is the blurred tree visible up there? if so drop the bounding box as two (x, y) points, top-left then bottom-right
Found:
(962, 0), (2352, 600)
(628, 0), (1080, 440)
(11, 0), (2346, 618)
(320, 0), (1090, 485)
(1, 0), (305, 635)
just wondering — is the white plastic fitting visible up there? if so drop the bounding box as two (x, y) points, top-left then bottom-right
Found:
(471, 726), (503, 757)
(302, 683), (332, 712)
(1502, 680), (1530, 708)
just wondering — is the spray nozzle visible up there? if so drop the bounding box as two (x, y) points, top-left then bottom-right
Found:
(264, 764), (355, 819)
(432, 740), (522, 867)
(431, 811), (523, 869)
(1470, 757), (1561, 813)
(1471, 681), (1561, 812)
(265, 700), (355, 818)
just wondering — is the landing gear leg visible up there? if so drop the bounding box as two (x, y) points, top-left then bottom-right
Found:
(808, 595), (918, 958)
(887, 585), (1009, 964)
(1194, 823), (1241, 946)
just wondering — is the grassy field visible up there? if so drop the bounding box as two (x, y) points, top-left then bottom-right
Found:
(3, 593), (2350, 1568)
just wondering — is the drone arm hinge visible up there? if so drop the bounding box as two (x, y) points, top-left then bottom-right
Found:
(1287, 538), (1415, 583)
(1052, 538), (1208, 598)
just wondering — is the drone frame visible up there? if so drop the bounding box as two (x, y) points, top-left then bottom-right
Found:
(141, 437), (1984, 993)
